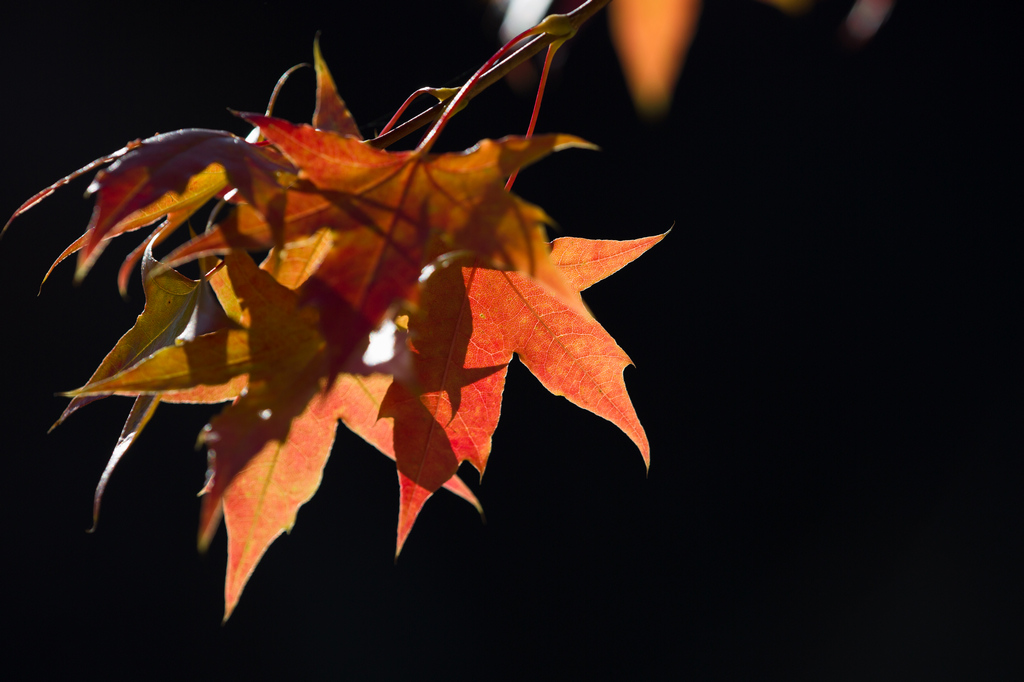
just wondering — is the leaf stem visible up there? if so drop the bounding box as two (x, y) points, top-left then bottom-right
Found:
(415, 23), (549, 154)
(377, 87), (457, 137)
(504, 39), (563, 192)
(369, 0), (611, 151)
(266, 63), (311, 117)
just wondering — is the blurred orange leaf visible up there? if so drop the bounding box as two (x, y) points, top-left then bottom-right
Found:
(609, 0), (702, 120)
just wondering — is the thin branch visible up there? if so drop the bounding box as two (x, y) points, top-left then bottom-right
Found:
(368, 0), (611, 150)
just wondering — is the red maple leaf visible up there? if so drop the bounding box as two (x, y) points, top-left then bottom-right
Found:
(382, 233), (664, 556)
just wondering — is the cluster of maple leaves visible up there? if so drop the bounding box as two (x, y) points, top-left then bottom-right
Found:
(5, 4), (663, 620)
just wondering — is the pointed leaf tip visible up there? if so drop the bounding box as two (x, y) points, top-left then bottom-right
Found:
(312, 36), (362, 138)
(3, 141), (141, 240)
(71, 129), (291, 281)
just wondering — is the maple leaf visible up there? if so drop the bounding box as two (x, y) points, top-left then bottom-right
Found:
(382, 232), (666, 555)
(65, 249), (329, 543)
(38, 165), (229, 296)
(3, 131), (292, 305)
(60, 223), (479, 621)
(52, 236), (234, 529)
(219, 371), (483, 620)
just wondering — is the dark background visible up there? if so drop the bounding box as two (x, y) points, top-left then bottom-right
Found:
(2, 1), (1018, 678)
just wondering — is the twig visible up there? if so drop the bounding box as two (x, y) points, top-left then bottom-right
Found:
(368, 0), (611, 150)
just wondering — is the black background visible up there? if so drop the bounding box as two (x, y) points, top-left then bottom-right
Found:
(2, 1), (1019, 678)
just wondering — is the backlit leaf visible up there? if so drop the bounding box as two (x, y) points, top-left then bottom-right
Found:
(382, 233), (665, 555)
(75, 129), (292, 280)
(221, 371), (482, 620)
(54, 236), (233, 528)
(54, 238), (228, 426)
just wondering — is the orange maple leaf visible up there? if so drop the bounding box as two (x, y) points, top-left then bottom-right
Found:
(383, 233), (665, 555)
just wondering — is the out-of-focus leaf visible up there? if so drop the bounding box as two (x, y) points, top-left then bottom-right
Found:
(608, 0), (702, 120)
(840, 0), (895, 47)
(756, 0), (817, 14)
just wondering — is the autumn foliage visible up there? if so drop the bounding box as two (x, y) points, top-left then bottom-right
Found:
(4, 1), (662, 619)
